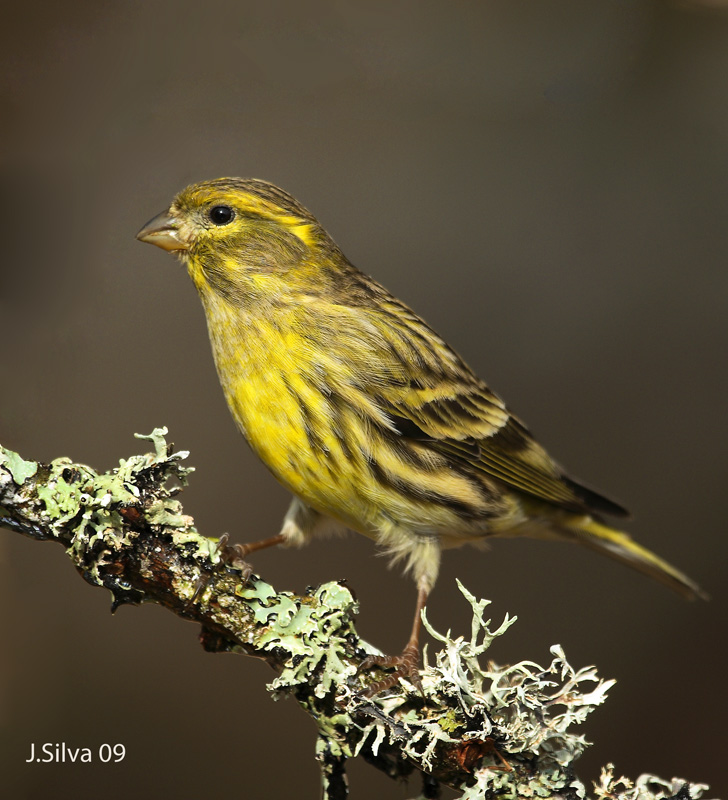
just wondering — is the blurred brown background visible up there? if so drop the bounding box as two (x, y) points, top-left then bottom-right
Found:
(1, 1), (726, 798)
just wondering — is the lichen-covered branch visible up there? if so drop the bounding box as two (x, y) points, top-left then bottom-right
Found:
(0, 430), (712, 800)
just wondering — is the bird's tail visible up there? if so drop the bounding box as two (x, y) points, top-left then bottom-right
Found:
(557, 515), (706, 601)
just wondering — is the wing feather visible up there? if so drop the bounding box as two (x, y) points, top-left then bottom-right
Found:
(345, 297), (628, 518)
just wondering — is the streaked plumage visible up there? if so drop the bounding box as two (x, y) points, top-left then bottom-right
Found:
(137, 178), (704, 690)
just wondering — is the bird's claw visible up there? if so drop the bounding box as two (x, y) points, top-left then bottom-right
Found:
(359, 643), (423, 697)
(215, 533), (255, 579)
(186, 534), (254, 610)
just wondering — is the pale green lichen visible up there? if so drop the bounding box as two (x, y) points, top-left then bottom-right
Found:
(334, 582), (710, 800)
(308, 578), (708, 800)
(262, 581), (359, 700)
(235, 579), (277, 604)
(0, 447), (38, 484)
(347, 578), (612, 790)
(62, 428), (195, 580)
(458, 768), (581, 800)
(0, 428), (197, 584)
(133, 428), (179, 461)
(593, 764), (712, 800)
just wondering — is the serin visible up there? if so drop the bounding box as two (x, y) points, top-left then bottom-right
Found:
(137, 178), (704, 693)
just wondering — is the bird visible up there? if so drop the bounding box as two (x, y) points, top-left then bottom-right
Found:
(137, 177), (704, 693)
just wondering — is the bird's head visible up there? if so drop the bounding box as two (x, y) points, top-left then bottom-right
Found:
(137, 178), (337, 302)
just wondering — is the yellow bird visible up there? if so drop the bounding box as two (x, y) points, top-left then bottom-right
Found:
(137, 178), (704, 692)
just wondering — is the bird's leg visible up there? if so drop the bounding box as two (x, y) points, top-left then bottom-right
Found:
(217, 531), (287, 574)
(187, 498), (332, 608)
(359, 581), (429, 696)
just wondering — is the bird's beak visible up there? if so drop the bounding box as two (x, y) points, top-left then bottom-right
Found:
(136, 211), (188, 252)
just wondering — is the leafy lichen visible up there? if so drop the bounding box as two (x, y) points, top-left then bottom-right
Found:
(327, 580), (611, 795)
(306, 579), (710, 800)
(264, 581), (359, 700)
(0, 447), (38, 485)
(593, 764), (712, 800)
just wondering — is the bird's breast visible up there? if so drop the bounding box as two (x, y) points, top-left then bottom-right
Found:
(202, 297), (357, 510)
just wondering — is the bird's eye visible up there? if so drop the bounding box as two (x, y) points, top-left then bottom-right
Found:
(209, 205), (235, 226)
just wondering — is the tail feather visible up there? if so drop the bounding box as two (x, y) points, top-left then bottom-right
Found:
(560, 516), (707, 601)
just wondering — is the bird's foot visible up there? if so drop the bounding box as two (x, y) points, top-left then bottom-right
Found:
(359, 642), (423, 696)
(214, 532), (255, 578)
(186, 534), (253, 609)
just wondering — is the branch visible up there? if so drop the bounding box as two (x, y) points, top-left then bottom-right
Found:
(0, 430), (712, 800)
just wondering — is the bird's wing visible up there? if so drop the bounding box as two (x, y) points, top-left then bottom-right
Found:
(351, 298), (628, 518)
